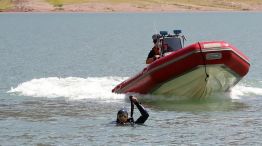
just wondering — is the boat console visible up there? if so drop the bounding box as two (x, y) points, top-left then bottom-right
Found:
(158, 30), (186, 54)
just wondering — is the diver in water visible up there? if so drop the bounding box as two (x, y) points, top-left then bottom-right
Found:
(116, 96), (149, 125)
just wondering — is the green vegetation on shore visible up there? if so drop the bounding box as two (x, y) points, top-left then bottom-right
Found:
(172, 0), (262, 10)
(0, 0), (12, 11)
(46, 0), (89, 5)
(46, 0), (63, 8)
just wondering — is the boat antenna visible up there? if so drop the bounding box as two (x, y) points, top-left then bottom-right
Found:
(181, 35), (186, 47)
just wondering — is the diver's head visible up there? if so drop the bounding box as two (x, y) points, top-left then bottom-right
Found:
(117, 108), (128, 123)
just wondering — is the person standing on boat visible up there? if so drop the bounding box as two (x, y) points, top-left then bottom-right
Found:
(115, 96), (149, 126)
(146, 34), (162, 64)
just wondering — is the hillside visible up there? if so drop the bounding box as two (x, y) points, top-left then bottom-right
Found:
(1, 0), (262, 12)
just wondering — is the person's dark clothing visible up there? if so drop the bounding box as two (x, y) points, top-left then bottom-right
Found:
(133, 102), (149, 124)
(147, 49), (156, 60)
(116, 102), (149, 125)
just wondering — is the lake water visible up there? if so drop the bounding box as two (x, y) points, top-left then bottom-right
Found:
(0, 12), (262, 145)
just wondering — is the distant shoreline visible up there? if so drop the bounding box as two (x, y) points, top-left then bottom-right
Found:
(1, 11), (262, 14)
(1, 1), (262, 13)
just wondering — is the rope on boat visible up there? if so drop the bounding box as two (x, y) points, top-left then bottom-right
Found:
(198, 42), (209, 82)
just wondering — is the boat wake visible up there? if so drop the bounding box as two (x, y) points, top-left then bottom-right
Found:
(7, 77), (127, 101)
(230, 81), (262, 99)
(7, 77), (262, 101)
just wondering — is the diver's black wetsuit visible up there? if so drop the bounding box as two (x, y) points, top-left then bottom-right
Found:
(133, 102), (149, 124)
(116, 102), (149, 125)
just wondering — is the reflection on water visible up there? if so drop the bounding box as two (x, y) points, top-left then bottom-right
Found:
(139, 94), (249, 112)
(0, 97), (122, 121)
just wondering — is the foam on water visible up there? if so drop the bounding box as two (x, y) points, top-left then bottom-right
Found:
(8, 77), (262, 101)
(230, 83), (262, 99)
(8, 77), (127, 101)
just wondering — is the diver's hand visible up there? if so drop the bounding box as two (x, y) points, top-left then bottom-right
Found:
(131, 96), (139, 104)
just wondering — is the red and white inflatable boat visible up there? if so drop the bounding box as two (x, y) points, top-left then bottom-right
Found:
(112, 31), (250, 98)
